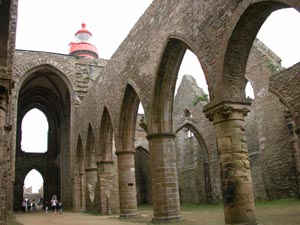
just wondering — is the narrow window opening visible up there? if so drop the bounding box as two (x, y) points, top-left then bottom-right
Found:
(21, 108), (48, 153)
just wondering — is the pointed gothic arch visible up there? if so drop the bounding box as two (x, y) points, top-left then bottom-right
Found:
(218, 1), (290, 101)
(116, 84), (140, 217)
(99, 107), (114, 161)
(74, 135), (85, 211)
(14, 65), (72, 210)
(85, 124), (96, 169)
(21, 108), (48, 153)
(175, 123), (212, 203)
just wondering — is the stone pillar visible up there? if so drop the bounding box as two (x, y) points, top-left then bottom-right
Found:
(146, 132), (182, 223)
(291, 125), (300, 197)
(0, 85), (8, 224)
(115, 150), (138, 217)
(203, 162), (213, 203)
(97, 160), (117, 214)
(80, 171), (86, 210)
(72, 172), (80, 211)
(85, 167), (97, 210)
(204, 102), (257, 225)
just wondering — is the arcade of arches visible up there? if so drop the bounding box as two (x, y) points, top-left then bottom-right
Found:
(1, 1), (300, 225)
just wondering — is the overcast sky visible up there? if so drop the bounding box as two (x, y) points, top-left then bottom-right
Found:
(16, 1), (300, 192)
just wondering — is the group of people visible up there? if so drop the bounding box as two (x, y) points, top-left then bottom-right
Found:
(21, 198), (37, 213)
(22, 195), (63, 214)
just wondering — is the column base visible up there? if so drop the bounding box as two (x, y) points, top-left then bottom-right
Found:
(119, 212), (139, 218)
(151, 215), (182, 223)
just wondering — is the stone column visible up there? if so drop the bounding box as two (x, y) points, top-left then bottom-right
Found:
(203, 162), (213, 203)
(292, 125), (300, 197)
(72, 172), (80, 211)
(115, 150), (138, 217)
(85, 167), (97, 210)
(204, 102), (257, 225)
(0, 85), (8, 224)
(80, 171), (86, 210)
(97, 160), (116, 214)
(146, 132), (182, 223)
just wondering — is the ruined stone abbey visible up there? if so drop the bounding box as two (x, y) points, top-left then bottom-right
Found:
(1, 1), (300, 225)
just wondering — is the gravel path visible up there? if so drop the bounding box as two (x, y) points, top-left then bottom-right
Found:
(15, 211), (146, 225)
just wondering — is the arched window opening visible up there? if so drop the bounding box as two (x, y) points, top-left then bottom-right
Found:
(138, 102), (144, 114)
(175, 125), (211, 203)
(245, 81), (254, 99)
(23, 169), (44, 207)
(21, 108), (48, 153)
(176, 50), (208, 101)
(186, 129), (194, 139)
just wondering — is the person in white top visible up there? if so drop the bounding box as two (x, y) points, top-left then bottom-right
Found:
(50, 195), (58, 215)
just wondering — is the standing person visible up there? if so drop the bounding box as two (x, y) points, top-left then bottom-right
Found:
(27, 199), (31, 212)
(32, 199), (36, 211)
(22, 199), (26, 213)
(50, 195), (58, 215)
(58, 201), (63, 214)
(45, 200), (49, 213)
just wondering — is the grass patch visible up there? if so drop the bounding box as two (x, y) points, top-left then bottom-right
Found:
(84, 210), (102, 216)
(181, 202), (222, 211)
(255, 198), (300, 208)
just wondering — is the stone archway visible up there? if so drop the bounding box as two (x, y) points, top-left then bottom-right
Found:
(13, 66), (72, 211)
(97, 106), (119, 214)
(85, 124), (97, 211)
(148, 37), (193, 222)
(116, 84), (140, 218)
(74, 135), (84, 211)
(203, 2), (298, 224)
(175, 123), (212, 204)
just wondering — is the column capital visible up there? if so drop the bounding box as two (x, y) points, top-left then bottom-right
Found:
(96, 160), (114, 165)
(85, 167), (97, 172)
(115, 150), (135, 156)
(0, 76), (11, 109)
(0, 66), (12, 94)
(146, 132), (176, 140)
(203, 100), (251, 123)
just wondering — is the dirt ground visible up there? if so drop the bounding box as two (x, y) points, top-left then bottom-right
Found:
(15, 200), (300, 225)
(15, 211), (146, 225)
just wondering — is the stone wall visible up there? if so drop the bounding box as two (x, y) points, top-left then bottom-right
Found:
(246, 39), (299, 199)
(11, 50), (108, 210)
(5, 1), (300, 224)
(173, 75), (220, 203)
(133, 36), (300, 204)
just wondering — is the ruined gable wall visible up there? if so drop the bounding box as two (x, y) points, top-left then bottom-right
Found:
(246, 39), (298, 199)
(11, 50), (108, 158)
(173, 75), (221, 203)
(270, 63), (300, 127)
(10, 50), (108, 209)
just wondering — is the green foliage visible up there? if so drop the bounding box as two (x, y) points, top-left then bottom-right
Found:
(180, 202), (222, 211)
(84, 210), (102, 216)
(266, 59), (281, 74)
(255, 198), (300, 208)
(193, 93), (208, 105)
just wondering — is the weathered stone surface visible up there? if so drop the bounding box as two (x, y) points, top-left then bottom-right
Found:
(2, 1), (300, 225)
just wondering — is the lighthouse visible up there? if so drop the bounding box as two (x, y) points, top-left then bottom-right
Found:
(69, 23), (99, 59)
